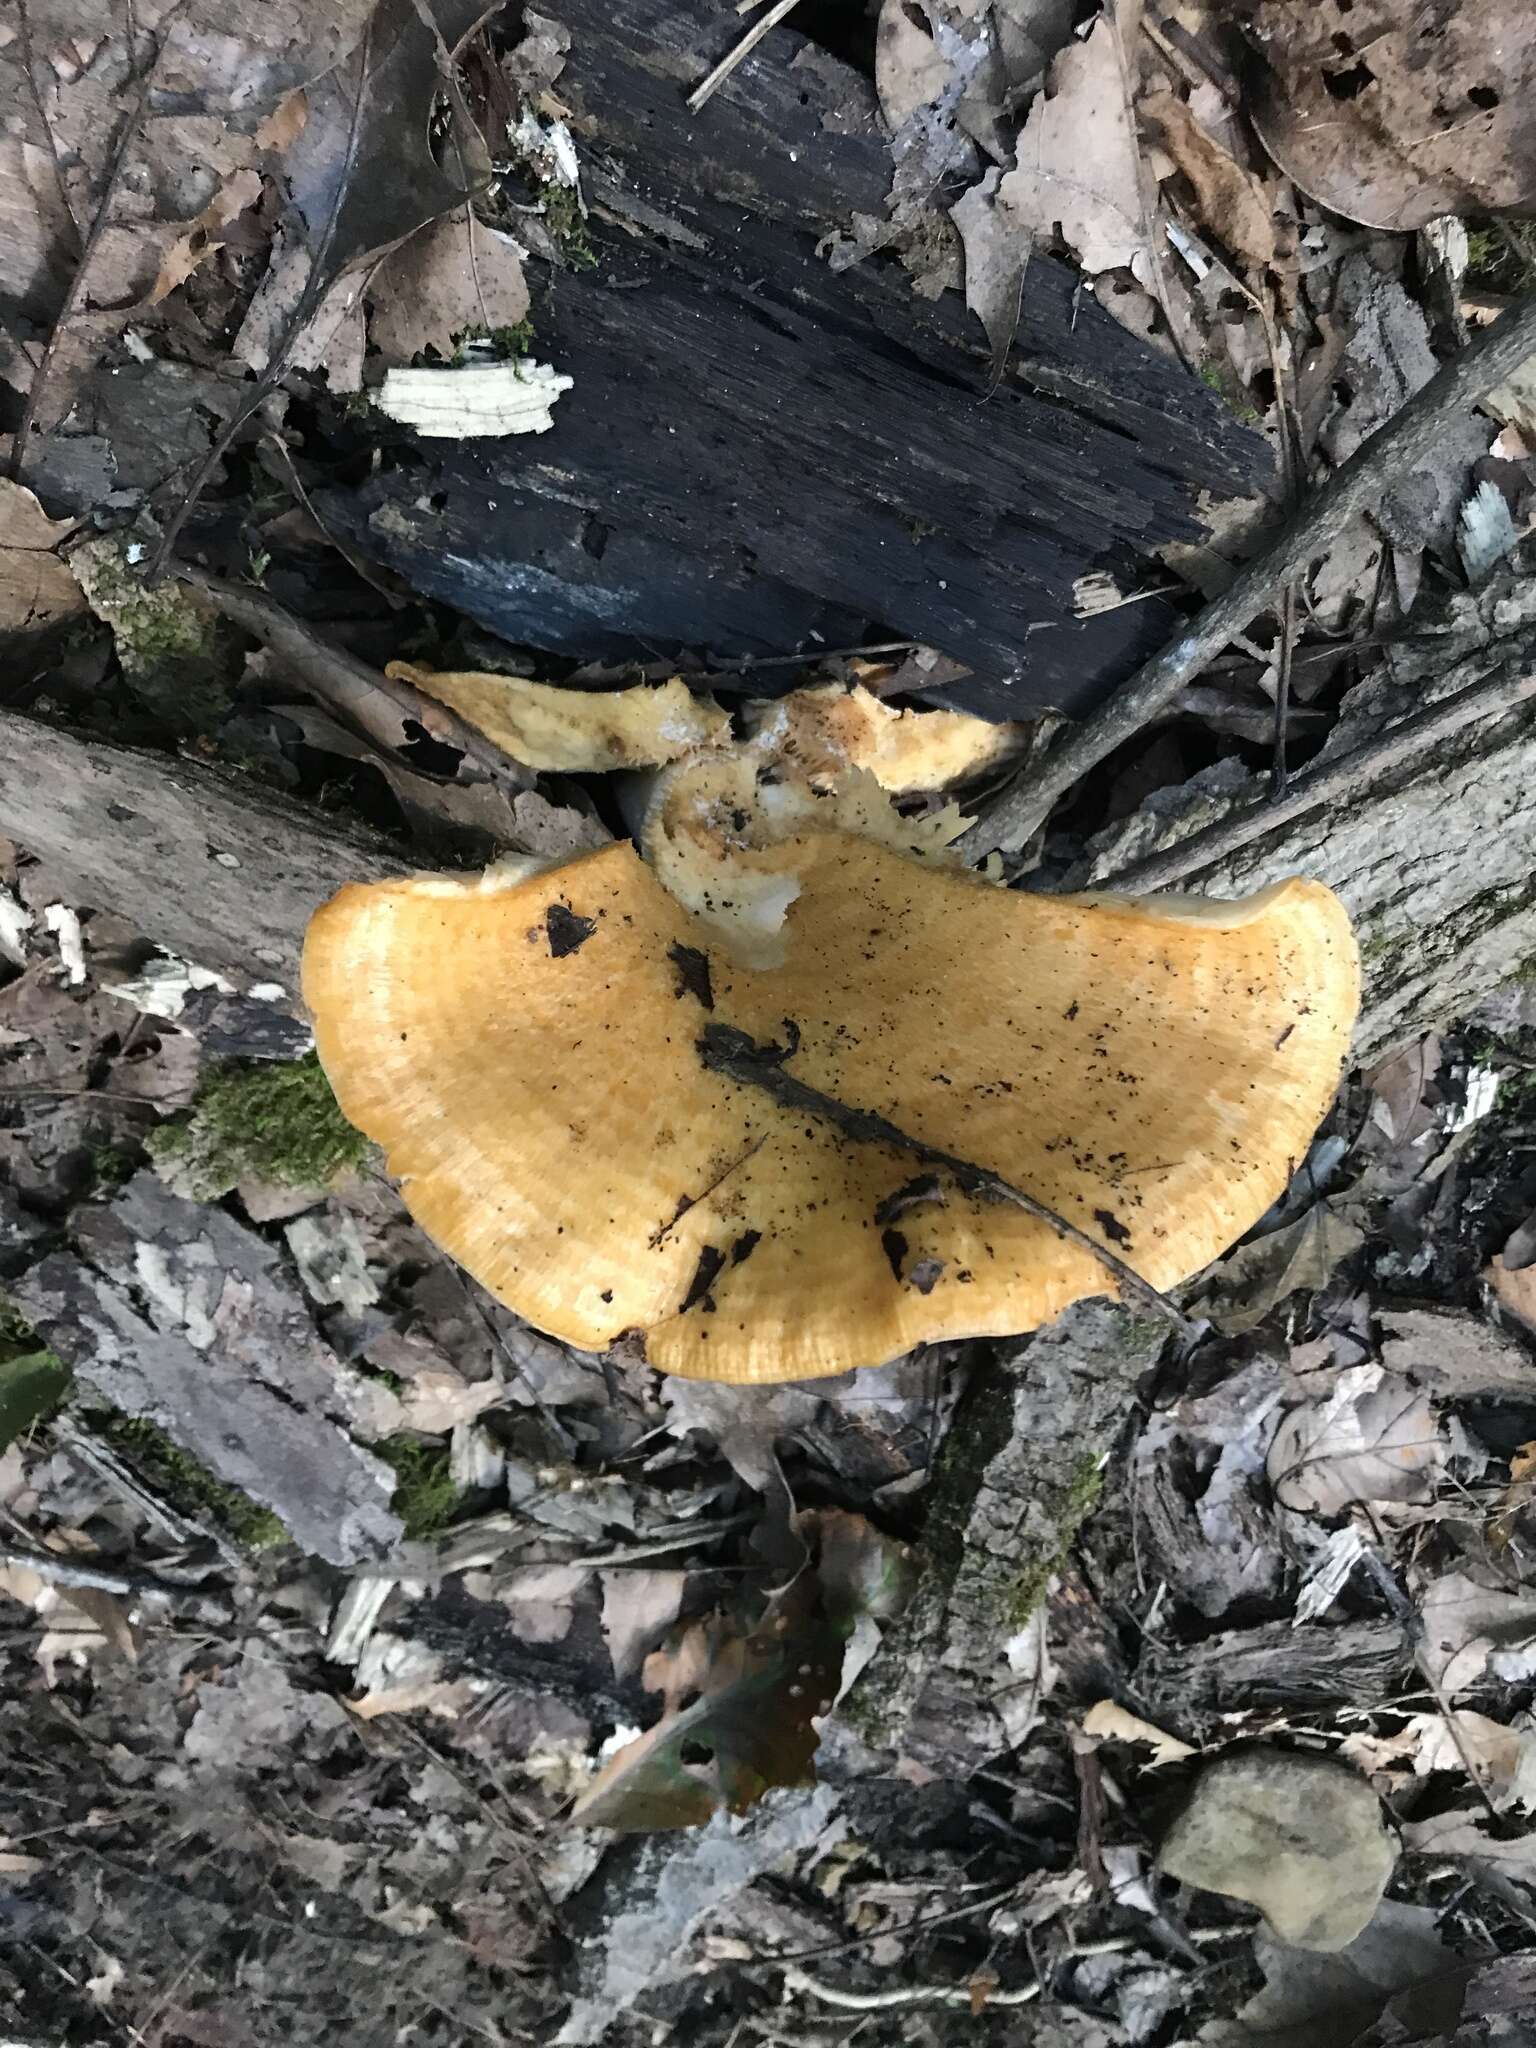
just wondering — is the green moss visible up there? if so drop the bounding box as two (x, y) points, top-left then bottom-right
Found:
(0, 1289), (36, 1355)
(70, 538), (232, 735)
(375, 1436), (460, 1537)
(540, 185), (596, 268)
(1464, 222), (1534, 292)
(1003, 1453), (1105, 1631)
(459, 316), (536, 361)
(90, 1412), (287, 1549)
(0, 1295), (71, 1450)
(149, 1053), (368, 1201)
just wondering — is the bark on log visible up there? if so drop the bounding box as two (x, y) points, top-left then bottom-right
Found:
(0, 712), (399, 996)
(1073, 594), (1536, 1059)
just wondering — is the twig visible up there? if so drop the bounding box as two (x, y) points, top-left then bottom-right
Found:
(178, 567), (531, 789)
(7, 14), (175, 483)
(1088, 656), (1536, 895)
(783, 1938), (1136, 2013)
(0, 1539), (233, 1626)
(697, 1023), (1196, 1338)
(687, 0), (806, 113)
(1271, 577), (1297, 796)
(783, 1967), (1039, 2012)
(965, 287), (1536, 855)
(258, 432), (406, 608)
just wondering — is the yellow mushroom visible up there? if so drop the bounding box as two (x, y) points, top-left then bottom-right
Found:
(302, 832), (1358, 1384)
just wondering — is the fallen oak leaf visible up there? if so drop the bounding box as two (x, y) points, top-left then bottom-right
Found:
(998, 15), (1146, 277)
(147, 166), (264, 306)
(571, 1510), (916, 1831)
(1266, 1366), (1446, 1516)
(368, 205), (530, 363)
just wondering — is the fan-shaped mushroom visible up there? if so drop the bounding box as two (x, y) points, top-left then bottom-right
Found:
(303, 832), (1357, 1384)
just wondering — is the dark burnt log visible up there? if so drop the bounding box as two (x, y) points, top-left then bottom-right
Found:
(328, 0), (1267, 721)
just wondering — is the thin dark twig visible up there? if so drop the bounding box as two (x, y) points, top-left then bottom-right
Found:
(697, 1023), (1195, 1337)
(8, 10), (176, 483)
(965, 287), (1536, 856)
(147, 9), (381, 580)
(0, 1539), (234, 1625)
(1088, 655), (1536, 895)
(257, 432), (406, 607)
(15, 0), (85, 250)
(1271, 578), (1297, 797)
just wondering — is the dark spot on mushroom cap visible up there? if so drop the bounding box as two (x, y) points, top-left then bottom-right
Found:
(680, 1243), (728, 1315)
(546, 902), (597, 957)
(880, 1227), (909, 1282)
(667, 942), (714, 1010)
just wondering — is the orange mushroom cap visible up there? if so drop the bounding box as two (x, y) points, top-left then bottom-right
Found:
(302, 833), (1358, 1383)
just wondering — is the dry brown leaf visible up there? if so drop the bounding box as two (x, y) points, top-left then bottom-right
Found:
(1081, 1698), (1196, 1765)
(368, 206), (530, 364)
(345, 1676), (479, 1720)
(875, 0), (954, 131)
(1488, 1255), (1536, 1332)
(1141, 91), (1274, 277)
(148, 166), (263, 305)
(1266, 1367), (1446, 1516)
(0, 478), (83, 634)
(254, 88), (310, 152)
(999, 16), (1146, 276)
(1245, 0), (1536, 232)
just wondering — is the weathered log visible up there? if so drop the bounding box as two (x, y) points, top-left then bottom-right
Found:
(327, 0), (1267, 721)
(850, 1300), (1167, 1767)
(0, 712), (398, 995)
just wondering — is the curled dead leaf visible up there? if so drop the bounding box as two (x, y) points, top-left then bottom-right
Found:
(1141, 91), (1275, 278)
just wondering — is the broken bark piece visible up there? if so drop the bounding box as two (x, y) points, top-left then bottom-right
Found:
(303, 835), (1355, 1382)
(325, 1), (1266, 721)
(14, 1174), (403, 1565)
(848, 1301), (1167, 1768)
(555, 1786), (843, 2046)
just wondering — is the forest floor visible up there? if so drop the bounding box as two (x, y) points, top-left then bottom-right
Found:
(7, 3), (1536, 2046)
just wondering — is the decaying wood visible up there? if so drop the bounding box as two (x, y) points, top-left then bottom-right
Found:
(15, 1174), (404, 1565)
(1072, 597), (1536, 1059)
(0, 710), (399, 995)
(852, 1301), (1167, 1766)
(1138, 1618), (1410, 1728)
(970, 285), (1536, 847)
(328, 0), (1266, 723)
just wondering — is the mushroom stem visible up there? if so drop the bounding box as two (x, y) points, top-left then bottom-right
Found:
(696, 1023), (1198, 1341)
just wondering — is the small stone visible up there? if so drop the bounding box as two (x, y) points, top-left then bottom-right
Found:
(1157, 1747), (1397, 1951)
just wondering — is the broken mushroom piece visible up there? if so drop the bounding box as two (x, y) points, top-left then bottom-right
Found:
(752, 682), (1027, 795)
(303, 831), (1358, 1385)
(385, 661), (731, 772)
(640, 748), (970, 966)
